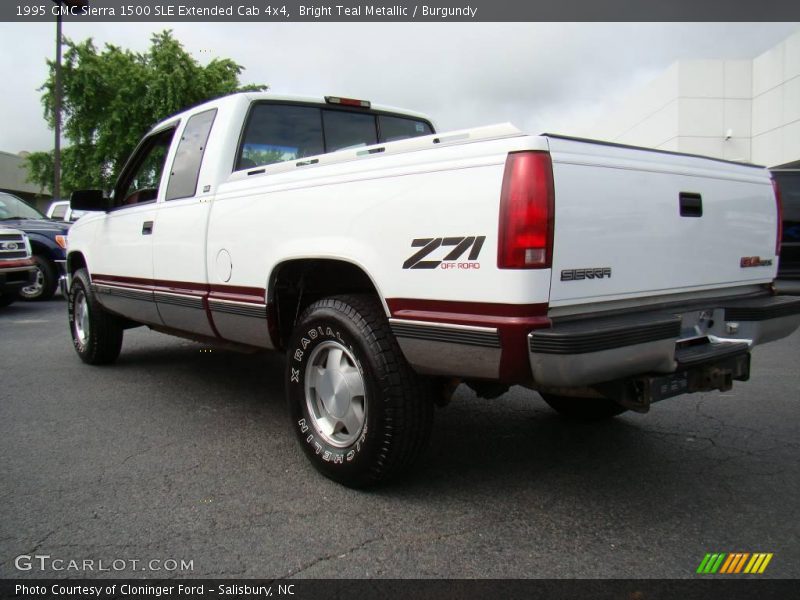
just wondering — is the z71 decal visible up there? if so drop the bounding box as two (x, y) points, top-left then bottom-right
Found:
(403, 236), (486, 270)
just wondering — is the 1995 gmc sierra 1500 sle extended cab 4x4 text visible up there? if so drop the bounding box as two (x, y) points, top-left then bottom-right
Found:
(65, 92), (800, 487)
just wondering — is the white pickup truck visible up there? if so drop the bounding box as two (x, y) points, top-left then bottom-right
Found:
(67, 92), (800, 487)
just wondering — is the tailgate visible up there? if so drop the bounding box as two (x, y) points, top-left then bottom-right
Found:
(545, 136), (778, 308)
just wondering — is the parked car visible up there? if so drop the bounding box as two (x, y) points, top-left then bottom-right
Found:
(46, 199), (99, 223)
(771, 168), (800, 292)
(0, 227), (37, 307)
(0, 192), (69, 300)
(66, 92), (800, 487)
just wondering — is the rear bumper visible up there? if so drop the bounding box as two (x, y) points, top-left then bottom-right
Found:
(528, 294), (800, 387)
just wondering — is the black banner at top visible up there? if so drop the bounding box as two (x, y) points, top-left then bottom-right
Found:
(3, 0), (800, 22)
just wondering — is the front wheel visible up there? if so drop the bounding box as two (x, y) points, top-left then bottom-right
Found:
(540, 393), (627, 421)
(19, 255), (58, 301)
(68, 268), (123, 365)
(286, 295), (433, 487)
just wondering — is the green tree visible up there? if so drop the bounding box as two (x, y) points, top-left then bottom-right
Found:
(27, 30), (266, 195)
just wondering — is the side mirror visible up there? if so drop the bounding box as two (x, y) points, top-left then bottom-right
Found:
(70, 190), (109, 212)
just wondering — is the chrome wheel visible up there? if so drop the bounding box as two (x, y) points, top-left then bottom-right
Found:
(304, 341), (367, 448)
(20, 266), (44, 299)
(73, 289), (90, 348)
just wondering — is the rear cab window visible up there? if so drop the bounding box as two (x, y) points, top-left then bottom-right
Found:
(166, 108), (217, 201)
(379, 115), (432, 143)
(323, 111), (377, 151)
(235, 102), (434, 171)
(236, 105), (324, 170)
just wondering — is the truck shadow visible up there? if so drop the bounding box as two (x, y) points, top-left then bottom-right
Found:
(112, 339), (744, 517)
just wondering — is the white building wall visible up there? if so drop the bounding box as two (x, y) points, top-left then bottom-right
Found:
(751, 30), (800, 166)
(583, 29), (800, 168)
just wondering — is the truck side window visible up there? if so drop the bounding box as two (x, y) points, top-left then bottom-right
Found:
(323, 111), (377, 152)
(379, 115), (433, 142)
(115, 127), (176, 208)
(236, 104), (324, 170)
(166, 109), (217, 201)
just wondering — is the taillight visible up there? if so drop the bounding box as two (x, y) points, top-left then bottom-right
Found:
(497, 151), (555, 269)
(772, 177), (782, 256)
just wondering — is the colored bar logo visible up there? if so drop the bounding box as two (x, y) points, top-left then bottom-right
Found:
(696, 552), (773, 574)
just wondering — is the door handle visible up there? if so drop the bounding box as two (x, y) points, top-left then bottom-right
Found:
(142, 221), (154, 235)
(679, 193), (702, 217)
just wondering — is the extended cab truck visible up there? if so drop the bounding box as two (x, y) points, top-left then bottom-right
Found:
(66, 92), (800, 487)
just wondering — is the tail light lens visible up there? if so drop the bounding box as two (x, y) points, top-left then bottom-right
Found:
(772, 176), (782, 256)
(497, 151), (555, 269)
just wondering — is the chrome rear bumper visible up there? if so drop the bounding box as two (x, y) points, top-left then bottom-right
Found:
(528, 295), (800, 387)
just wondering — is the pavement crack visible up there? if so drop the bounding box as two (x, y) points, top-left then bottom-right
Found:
(276, 535), (385, 579)
(120, 439), (181, 466)
(0, 527), (59, 568)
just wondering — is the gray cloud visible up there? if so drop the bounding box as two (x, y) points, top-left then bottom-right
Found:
(0, 22), (797, 153)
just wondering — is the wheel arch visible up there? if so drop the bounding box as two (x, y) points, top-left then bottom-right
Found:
(268, 257), (388, 350)
(67, 251), (88, 276)
(28, 236), (60, 260)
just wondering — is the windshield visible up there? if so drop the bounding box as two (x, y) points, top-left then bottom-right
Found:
(0, 192), (46, 220)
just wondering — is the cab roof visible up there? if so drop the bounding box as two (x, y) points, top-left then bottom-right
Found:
(149, 91), (434, 133)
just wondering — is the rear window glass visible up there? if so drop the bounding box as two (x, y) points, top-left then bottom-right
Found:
(324, 111), (378, 152)
(379, 115), (433, 142)
(237, 105), (324, 170)
(235, 103), (433, 171)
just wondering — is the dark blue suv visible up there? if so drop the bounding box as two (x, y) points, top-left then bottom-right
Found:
(0, 192), (69, 300)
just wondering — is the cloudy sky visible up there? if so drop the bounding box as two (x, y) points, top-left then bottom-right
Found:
(0, 21), (798, 153)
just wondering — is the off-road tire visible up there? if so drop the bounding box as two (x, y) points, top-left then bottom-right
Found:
(68, 268), (123, 365)
(286, 294), (433, 487)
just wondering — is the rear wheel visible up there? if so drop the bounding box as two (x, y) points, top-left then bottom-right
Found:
(286, 294), (433, 487)
(20, 255), (58, 301)
(541, 393), (627, 421)
(68, 268), (123, 365)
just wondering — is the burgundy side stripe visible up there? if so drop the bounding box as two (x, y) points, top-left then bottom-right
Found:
(91, 274), (266, 304)
(387, 298), (551, 383)
(91, 274), (271, 345)
(386, 298), (548, 326)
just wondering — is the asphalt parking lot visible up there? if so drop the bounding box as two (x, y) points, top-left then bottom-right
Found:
(1, 299), (798, 579)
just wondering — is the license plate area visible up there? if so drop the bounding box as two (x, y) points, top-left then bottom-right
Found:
(643, 352), (750, 403)
(598, 351), (751, 413)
